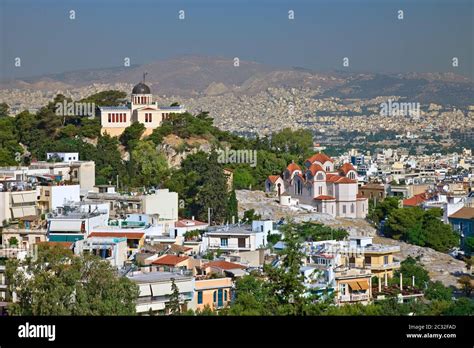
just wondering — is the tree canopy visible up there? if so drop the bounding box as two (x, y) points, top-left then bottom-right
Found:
(6, 244), (138, 315)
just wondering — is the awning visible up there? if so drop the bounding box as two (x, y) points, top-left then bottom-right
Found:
(49, 220), (83, 232)
(139, 284), (152, 297)
(23, 192), (37, 203)
(23, 206), (37, 216)
(347, 281), (361, 291)
(357, 281), (369, 290)
(11, 207), (25, 218)
(11, 194), (24, 204)
(48, 234), (84, 242)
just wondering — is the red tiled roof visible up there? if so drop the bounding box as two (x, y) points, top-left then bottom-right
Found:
(307, 163), (325, 176)
(314, 195), (336, 201)
(202, 260), (247, 270)
(89, 232), (145, 239)
(286, 163), (301, 173)
(267, 175), (281, 184)
(175, 219), (208, 228)
(305, 153), (334, 164)
(339, 163), (356, 175)
(402, 193), (427, 207)
(326, 174), (356, 184)
(152, 254), (189, 266)
(449, 207), (474, 220)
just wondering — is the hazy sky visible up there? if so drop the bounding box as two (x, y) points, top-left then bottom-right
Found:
(1, 0), (473, 80)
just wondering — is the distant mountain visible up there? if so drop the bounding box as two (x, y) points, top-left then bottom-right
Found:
(1, 56), (472, 106)
(321, 73), (474, 107)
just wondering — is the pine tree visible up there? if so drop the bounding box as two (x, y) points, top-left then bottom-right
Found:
(227, 189), (238, 223)
(167, 278), (181, 315)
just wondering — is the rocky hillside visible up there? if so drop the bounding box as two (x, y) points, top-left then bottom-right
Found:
(157, 134), (213, 168)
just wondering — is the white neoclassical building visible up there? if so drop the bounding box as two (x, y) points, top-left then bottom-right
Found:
(266, 153), (368, 218)
(99, 74), (186, 137)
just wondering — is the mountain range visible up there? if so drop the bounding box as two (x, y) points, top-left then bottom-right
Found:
(1, 55), (472, 107)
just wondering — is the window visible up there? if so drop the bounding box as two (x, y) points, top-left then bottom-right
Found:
(124, 114), (127, 122)
(318, 186), (322, 195)
(213, 291), (217, 303)
(339, 283), (347, 295)
(224, 290), (228, 301)
(384, 256), (389, 265)
(108, 113), (111, 122)
(351, 204), (355, 214)
(197, 291), (203, 304)
(342, 205), (346, 214)
(220, 238), (228, 247)
(364, 256), (371, 265)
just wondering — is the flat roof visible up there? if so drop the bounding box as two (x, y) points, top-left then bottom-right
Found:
(128, 271), (191, 283)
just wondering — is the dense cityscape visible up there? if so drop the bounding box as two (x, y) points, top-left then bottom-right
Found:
(0, 0), (473, 345)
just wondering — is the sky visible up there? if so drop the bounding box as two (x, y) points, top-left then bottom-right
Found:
(0, 0), (473, 80)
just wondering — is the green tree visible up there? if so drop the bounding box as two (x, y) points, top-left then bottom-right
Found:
(385, 207), (459, 252)
(6, 244), (138, 315)
(458, 275), (473, 297)
(227, 190), (238, 224)
(242, 209), (261, 224)
(7, 237), (18, 246)
(367, 196), (400, 225)
(130, 140), (169, 188)
(425, 281), (453, 301)
(232, 167), (256, 189)
(167, 278), (181, 315)
(295, 222), (348, 241)
(265, 221), (307, 315)
(0, 102), (9, 117)
(120, 122), (145, 149)
(393, 256), (429, 288)
(80, 90), (127, 107)
(464, 237), (474, 254)
(271, 128), (313, 156)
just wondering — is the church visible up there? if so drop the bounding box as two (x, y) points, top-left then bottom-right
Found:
(265, 153), (368, 219)
(99, 74), (186, 137)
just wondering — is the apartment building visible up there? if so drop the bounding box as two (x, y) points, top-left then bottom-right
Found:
(128, 271), (194, 315)
(194, 277), (233, 311)
(74, 236), (128, 268)
(201, 221), (273, 253)
(0, 189), (37, 226)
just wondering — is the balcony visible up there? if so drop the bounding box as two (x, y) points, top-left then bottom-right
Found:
(208, 243), (252, 251)
(347, 262), (400, 271)
(365, 261), (401, 270)
(339, 293), (369, 302)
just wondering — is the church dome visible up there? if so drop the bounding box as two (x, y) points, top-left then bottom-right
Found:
(132, 82), (151, 94)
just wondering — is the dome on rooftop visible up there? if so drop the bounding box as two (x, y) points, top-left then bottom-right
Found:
(132, 82), (151, 94)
